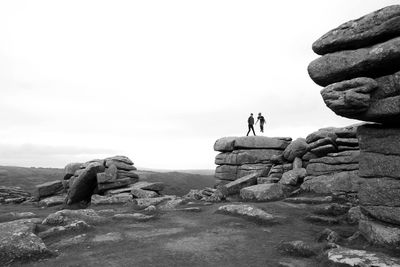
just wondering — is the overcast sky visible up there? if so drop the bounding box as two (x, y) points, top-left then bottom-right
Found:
(0, 0), (398, 169)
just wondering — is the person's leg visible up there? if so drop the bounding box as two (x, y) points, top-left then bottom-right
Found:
(247, 125), (251, 136)
(251, 125), (256, 136)
(260, 124), (264, 133)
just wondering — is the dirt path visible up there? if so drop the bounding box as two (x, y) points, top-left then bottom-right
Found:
(3, 201), (362, 266)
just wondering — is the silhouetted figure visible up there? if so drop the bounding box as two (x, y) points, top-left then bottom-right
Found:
(246, 113), (256, 136)
(255, 112), (266, 133)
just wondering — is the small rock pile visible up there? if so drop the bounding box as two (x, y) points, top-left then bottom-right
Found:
(309, 5), (400, 248)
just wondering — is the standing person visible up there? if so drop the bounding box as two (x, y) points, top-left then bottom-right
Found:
(246, 113), (256, 136)
(255, 112), (266, 133)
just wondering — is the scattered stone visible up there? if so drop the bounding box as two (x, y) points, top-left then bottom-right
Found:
(0, 186), (31, 203)
(131, 188), (159, 198)
(158, 198), (186, 211)
(277, 240), (324, 257)
(91, 193), (133, 205)
(91, 232), (123, 243)
(317, 228), (341, 243)
(347, 206), (365, 225)
(240, 183), (291, 202)
(326, 247), (400, 267)
(216, 204), (284, 224)
(0, 219), (52, 265)
(51, 234), (87, 249)
(38, 220), (90, 239)
(134, 195), (176, 209)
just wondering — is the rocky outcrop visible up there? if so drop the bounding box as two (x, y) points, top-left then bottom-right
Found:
(309, 6), (400, 249)
(214, 136), (291, 183)
(35, 180), (64, 200)
(0, 186), (31, 204)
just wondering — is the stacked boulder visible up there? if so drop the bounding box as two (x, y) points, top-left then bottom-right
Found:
(214, 136), (292, 184)
(308, 5), (400, 248)
(64, 156), (139, 206)
(301, 125), (363, 198)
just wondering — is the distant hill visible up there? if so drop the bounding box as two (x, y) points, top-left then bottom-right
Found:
(0, 166), (216, 196)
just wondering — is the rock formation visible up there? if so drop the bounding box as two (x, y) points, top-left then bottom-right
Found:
(309, 5), (400, 248)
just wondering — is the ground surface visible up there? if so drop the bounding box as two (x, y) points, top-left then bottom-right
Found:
(1, 200), (378, 267)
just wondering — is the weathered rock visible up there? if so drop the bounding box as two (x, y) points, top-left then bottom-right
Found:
(283, 138), (308, 161)
(358, 178), (400, 207)
(293, 157), (302, 169)
(338, 145), (359, 152)
(359, 219), (400, 246)
(218, 172), (259, 196)
(105, 160), (136, 171)
(91, 193), (133, 205)
(237, 163), (271, 178)
(92, 232), (123, 243)
(336, 138), (358, 147)
(284, 196), (333, 204)
(302, 152), (318, 161)
(215, 165), (238, 180)
(105, 155), (133, 165)
(0, 212), (36, 222)
(306, 130), (337, 144)
(38, 195), (66, 207)
(310, 144), (337, 157)
(306, 162), (358, 176)
(216, 204), (283, 224)
(215, 149), (283, 165)
(308, 36), (400, 87)
(97, 177), (134, 191)
(96, 164), (118, 184)
(0, 219), (52, 265)
(257, 177), (280, 184)
(38, 220), (90, 239)
(326, 247), (400, 266)
(0, 186), (30, 203)
(42, 209), (108, 226)
(361, 206), (400, 226)
(301, 171), (363, 194)
(277, 240), (323, 257)
(131, 181), (165, 192)
(214, 136), (291, 152)
(279, 168), (307, 185)
(112, 213), (154, 221)
(66, 162), (105, 205)
(158, 198), (187, 211)
(240, 183), (291, 201)
(307, 137), (335, 151)
(347, 206), (365, 225)
(51, 234), (87, 249)
(117, 170), (139, 179)
(131, 188), (159, 198)
(360, 152), (400, 179)
(35, 180), (63, 199)
(309, 150), (359, 165)
(64, 162), (82, 179)
(134, 195), (176, 208)
(317, 228), (341, 243)
(312, 5), (400, 54)
(358, 124), (400, 155)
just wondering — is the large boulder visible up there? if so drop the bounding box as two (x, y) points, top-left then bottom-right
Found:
(218, 172), (259, 196)
(35, 180), (63, 199)
(105, 160), (136, 171)
(105, 155), (133, 165)
(215, 165), (238, 181)
(0, 219), (52, 265)
(361, 206), (400, 226)
(359, 152), (400, 178)
(42, 209), (108, 226)
(359, 219), (400, 247)
(96, 164), (118, 184)
(66, 162), (105, 205)
(301, 171), (363, 195)
(358, 124), (400, 155)
(312, 5), (400, 55)
(358, 178), (400, 207)
(279, 168), (307, 185)
(283, 138), (308, 161)
(308, 36), (400, 87)
(240, 183), (291, 201)
(64, 162), (82, 180)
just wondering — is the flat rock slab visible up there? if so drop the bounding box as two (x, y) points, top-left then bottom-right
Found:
(219, 172), (259, 196)
(284, 196), (333, 204)
(359, 219), (400, 246)
(130, 181), (165, 192)
(134, 195), (176, 208)
(91, 193), (133, 205)
(216, 204), (284, 224)
(0, 212), (36, 222)
(326, 247), (400, 267)
(240, 183), (290, 202)
(0, 219), (52, 265)
(35, 180), (63, 199)
(214, 136), (291, 152)
(42, 209), (108, 226)
(38, 195), (66, 207)
(38, 220), (90, 239)
(131, 188), (159, 198)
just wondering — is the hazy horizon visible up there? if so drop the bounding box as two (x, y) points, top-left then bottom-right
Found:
(1, 0), (398, 169)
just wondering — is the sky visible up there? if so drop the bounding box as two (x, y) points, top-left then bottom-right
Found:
(0, 0), (398, 170)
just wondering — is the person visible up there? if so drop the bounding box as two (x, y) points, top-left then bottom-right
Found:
(246, 113), (256, 136)
(255, 112), (266, 133)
